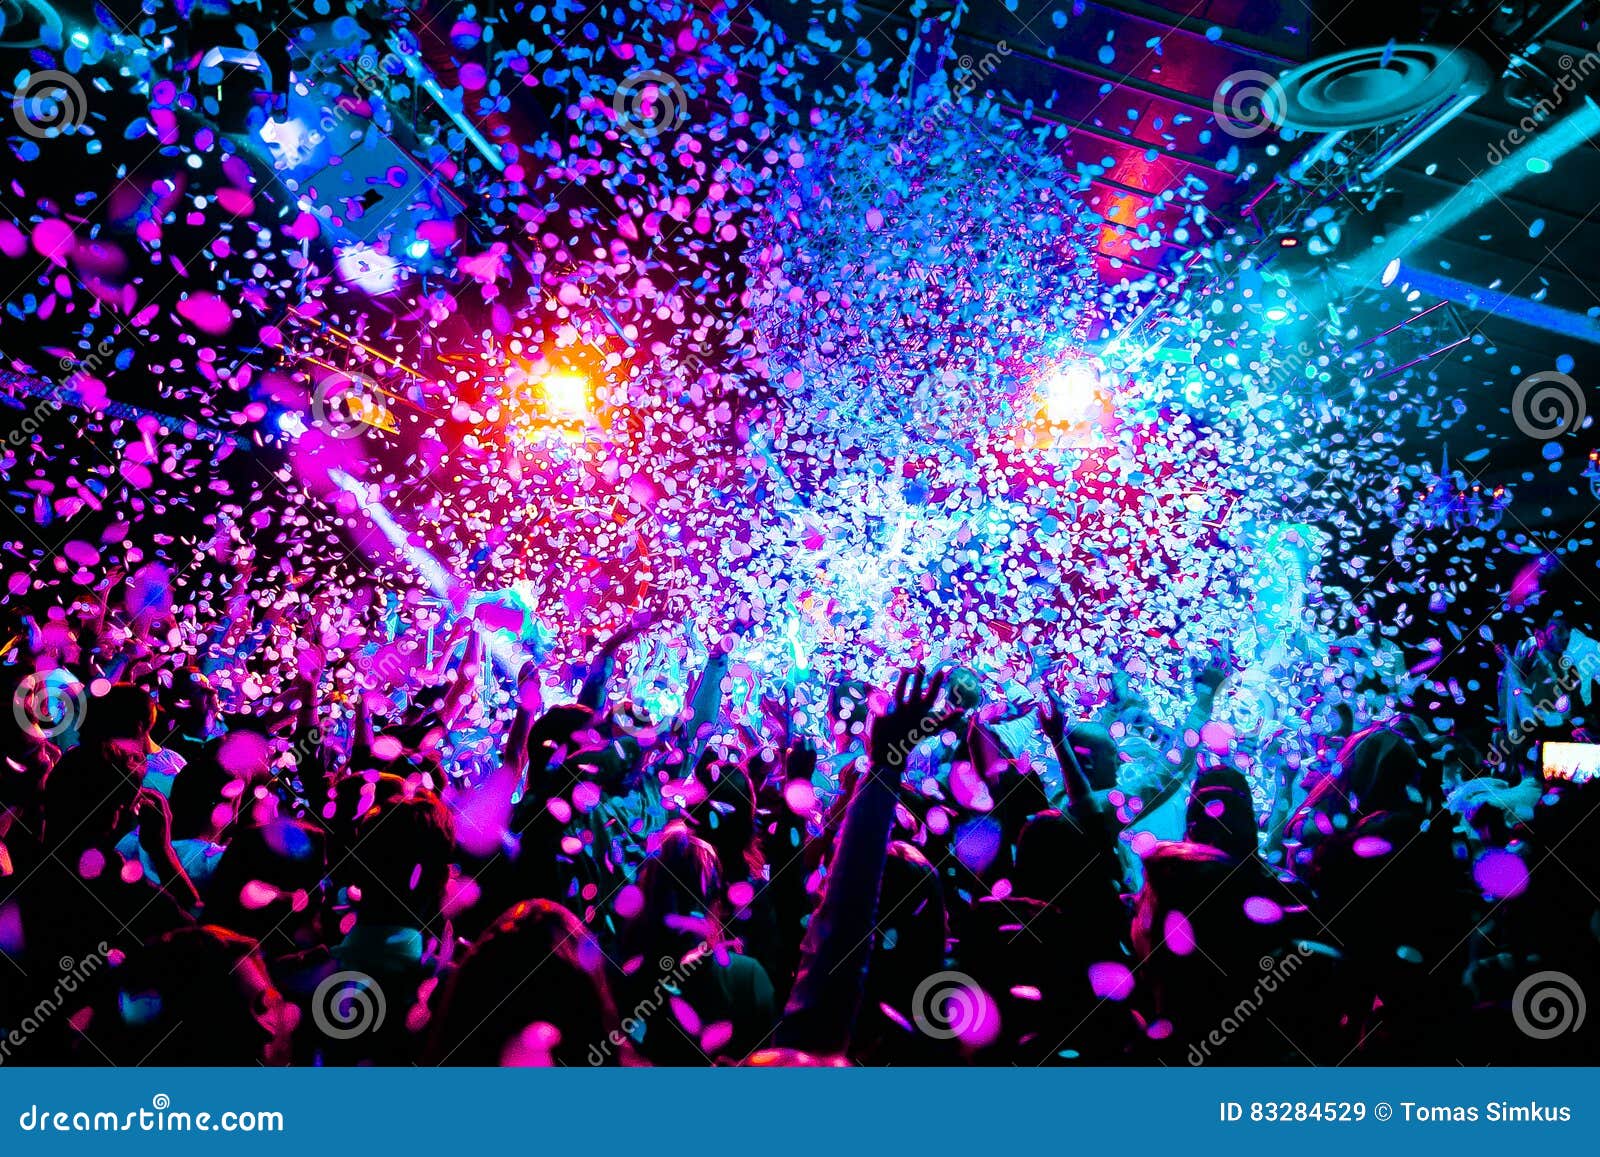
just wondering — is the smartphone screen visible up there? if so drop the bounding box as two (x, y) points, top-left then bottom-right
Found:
(1542, 741), (1600, 782)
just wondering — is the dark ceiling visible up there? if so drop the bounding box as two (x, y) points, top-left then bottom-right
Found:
(4, 0), (1600, 642)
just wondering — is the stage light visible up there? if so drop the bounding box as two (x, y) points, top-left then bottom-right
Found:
(257, 117), (317, 170)
(335, 244), (403, 295)
(542, 368), (590, 420)
(1380, 257), (1402, 288)
(1043, 362), (1101, 424)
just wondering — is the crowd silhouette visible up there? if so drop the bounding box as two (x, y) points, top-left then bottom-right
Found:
(1, 583), (1596, 1067)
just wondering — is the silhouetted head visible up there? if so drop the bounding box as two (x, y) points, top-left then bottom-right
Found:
(205, 819), (327, 953)
(43, 742), (143, 850)
(689, 756), (760, 880)
(1333, 725), (1435, 815)
(427, 899), (622, 1066)
(160, 666), (220, 739)
(1014, 808), (1120, 902)
(110, 925), (292, 1065)
(621, 823), (723, 964)
(348, 790), (455, 930)
(1186, 766), (1260, 860)
(867, 842), (947, 996)
(77, 683), (158, 753)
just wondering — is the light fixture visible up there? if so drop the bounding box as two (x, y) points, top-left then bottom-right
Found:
(1042, 361), (1102, 424)
(334, 244), (404, 295)
(1417, 462), (1511, 532)
(542, 368), (590, 420)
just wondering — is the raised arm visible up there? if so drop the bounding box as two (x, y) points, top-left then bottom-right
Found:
(134, 788), (201, 911)
(576, 613), (651, 713)
(776, 667), (958, 1056)
(1039, 691), (1095, 817)
(436, 624), (483, 729)
(677, 630), (733, 767)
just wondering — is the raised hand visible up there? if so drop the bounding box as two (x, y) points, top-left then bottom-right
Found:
(870, 666), (960, 773)
(599, 609), (654, 655)
(1192, 643), (1232, 693)
(785, 736), (818, 783)
(514, 657), (545, 712)
(758, 689), (792, 746)
(134, 787), (176, 854)
(1037, 688), (1068, 747)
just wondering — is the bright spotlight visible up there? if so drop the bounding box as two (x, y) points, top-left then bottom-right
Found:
(542, 368), (590, 420)
(1380, 257), (1403, 287)
(1043, 361), (1102, 424)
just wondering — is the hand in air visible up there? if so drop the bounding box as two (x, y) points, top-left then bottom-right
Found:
(871, 666), (960, 773)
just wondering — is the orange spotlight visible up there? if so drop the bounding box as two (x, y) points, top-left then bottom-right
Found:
(542, 368), (590, 420)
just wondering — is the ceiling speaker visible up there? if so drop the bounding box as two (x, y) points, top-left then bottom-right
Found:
(1277, 45), (1491, 131)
